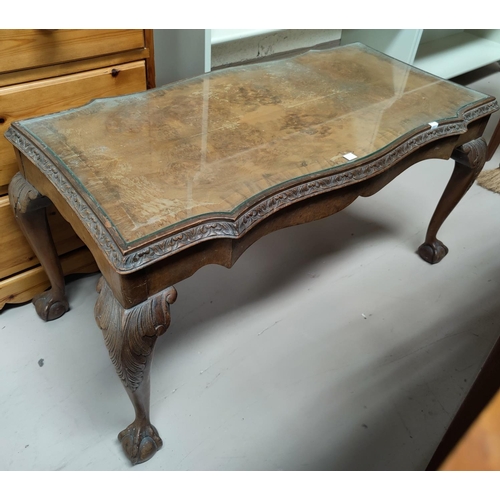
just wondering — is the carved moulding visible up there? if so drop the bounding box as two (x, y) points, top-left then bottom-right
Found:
(6, 130), (125, 268)
(5, 100), (498, 273)
(94, 277), (177, 392)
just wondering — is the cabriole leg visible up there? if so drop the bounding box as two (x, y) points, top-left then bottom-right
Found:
(418, 137), (487, 264)
(8, 172), (69, 320)
(94, 277), (177, 465)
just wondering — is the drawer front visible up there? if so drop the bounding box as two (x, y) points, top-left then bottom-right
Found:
(0, 60), (147, 189)
(0, 29), (145, 74)
(0, 196), (85, 280)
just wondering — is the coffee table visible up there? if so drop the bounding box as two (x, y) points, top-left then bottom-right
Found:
(6, 43), (498, 465)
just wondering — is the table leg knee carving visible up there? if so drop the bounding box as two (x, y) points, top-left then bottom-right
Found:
(8, 172), (69, 321)
(95, 277), (177, 465)
(418, 137), (487, 264)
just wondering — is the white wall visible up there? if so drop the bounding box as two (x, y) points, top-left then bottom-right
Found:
(211, 29), (342, 68)
(153, 29), (211, 86)
(211, 29), (279, 45)
(153, 29), (342, 86)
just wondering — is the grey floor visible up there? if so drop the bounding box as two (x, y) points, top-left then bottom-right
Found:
(2, 65), (500, 471)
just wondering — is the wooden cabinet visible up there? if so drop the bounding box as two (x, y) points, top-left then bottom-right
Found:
(0, 29), (155, 309)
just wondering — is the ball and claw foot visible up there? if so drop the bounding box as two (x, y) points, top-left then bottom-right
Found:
(118, 419), (163, 465)
(417, 239), (449, 265)
(33, 290), (69, 321)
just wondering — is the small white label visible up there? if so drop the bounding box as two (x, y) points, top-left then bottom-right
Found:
(428, 121), (439, 130)
(343, 152), (357, 161)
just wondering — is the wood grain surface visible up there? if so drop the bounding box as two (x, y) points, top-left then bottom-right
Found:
(441, 388), (500, 470)
(14, 44), (489, 246)
(0, 196), (84, 279)
(0, 247), (98, 310)
(0, 29), (144, 74)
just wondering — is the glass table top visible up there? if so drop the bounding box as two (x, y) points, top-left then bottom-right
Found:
(14, 43), (492, 247)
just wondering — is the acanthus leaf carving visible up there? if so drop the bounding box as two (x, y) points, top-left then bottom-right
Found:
(94, 277), (177, 392)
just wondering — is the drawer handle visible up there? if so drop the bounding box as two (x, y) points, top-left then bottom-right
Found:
(111, 68), (121, 78)
(0, 118), (5, 125)
(39, 29), (59, 34)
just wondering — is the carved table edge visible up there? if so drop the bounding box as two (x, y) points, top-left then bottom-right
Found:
(4, 100), (499, 274)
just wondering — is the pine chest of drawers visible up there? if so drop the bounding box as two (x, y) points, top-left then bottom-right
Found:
(0, 29), (155, 309)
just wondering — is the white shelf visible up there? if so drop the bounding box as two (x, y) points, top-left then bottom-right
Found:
(211, 29), (280, 45)
(341, 29), (422, 65)
(341, 29), (500, 79)
(415, 32), (500, 79)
